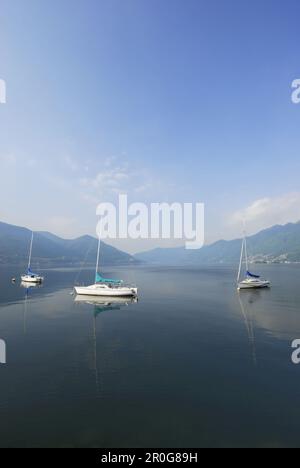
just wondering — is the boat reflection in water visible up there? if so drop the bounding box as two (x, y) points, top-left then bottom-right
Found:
(237, 290), (262, 366)
(20, 281), (43, 290)
(20, 281), (43, 334)
(74, 295), (138, 395)
(74, 295), (138, 308)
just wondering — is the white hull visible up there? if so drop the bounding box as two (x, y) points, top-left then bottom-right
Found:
(74, 284), (138, 297)
(21, 275), (43, 284)
(238, 279), (270, 290)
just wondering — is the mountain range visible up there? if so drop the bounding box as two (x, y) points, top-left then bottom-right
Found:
(0, 221), (137, 267)
(1, 220), (300, 268)
(135, 222), (300, 265)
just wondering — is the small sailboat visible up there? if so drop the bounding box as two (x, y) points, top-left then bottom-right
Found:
(21, 232), (44, 284)
(74, 235), (138, 297)
(237, 231), (270, 290)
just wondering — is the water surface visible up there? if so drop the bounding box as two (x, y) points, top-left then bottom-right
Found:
(0, 264), (300, 448)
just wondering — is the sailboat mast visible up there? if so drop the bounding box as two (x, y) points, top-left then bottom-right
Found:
(237, 237), (244, 282)
(244, 234), (249, 272)
(95, 235), (101, 284)
(28, 232), (34, 270)
(242, 220), (249, 273)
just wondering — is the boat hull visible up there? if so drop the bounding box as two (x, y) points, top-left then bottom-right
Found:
(74, 285), (138, 297)
(238, 280), (270, 290)
(21, 275), (43, 284)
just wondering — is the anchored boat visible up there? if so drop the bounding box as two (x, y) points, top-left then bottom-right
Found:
(237, 231), (270, 290)
(21, 232), (44, 284)
(74, 234), (138, 298)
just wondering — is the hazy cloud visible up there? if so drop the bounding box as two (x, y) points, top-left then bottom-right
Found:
(78, 157), (159, 203)
(229, 192), (300, 235)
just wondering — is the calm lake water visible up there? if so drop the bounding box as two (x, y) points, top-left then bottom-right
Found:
(0, 264), (300, 448)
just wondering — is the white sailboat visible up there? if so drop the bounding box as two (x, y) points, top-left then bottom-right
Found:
(21, 232), (44, 283)
(74, 235), (138, 297)
(237, 231), (270, 290)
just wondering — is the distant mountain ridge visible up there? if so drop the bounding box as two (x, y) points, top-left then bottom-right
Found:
(0, 221), (137, 267)
(135, 222), (300, 265)
(2, 220), (300, 268)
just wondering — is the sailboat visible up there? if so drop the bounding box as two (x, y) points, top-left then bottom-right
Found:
(74, 235), (138, 297)
(21, 232), (44, 283)
(237, 231), (270, 290)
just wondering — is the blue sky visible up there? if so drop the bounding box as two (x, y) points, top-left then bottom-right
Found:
(1, 0), (300, 253)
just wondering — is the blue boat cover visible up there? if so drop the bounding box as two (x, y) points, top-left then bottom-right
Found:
(27, 268), (37, 276)
(246, 271), (261, 279)
(95, 273), (123, 284)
